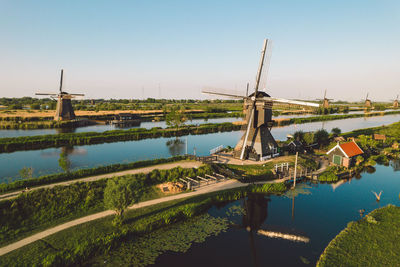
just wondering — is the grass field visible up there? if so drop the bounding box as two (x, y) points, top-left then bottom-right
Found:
(317, 205), (400, 267)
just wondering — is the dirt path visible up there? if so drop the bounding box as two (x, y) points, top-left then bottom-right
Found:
(0, 157), (329, 256)
(0, 179), (245, 256)
(0, 161), (203, 201)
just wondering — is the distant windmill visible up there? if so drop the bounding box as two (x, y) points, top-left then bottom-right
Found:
(36, 69), (84, 121)
(364, 93), (372, 108)
(317, 89), (333, 108)
(203, 39), (319, 161)
(392, 95), (399, 108)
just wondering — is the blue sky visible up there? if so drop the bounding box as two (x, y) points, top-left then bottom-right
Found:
(0, 0), (399, 101)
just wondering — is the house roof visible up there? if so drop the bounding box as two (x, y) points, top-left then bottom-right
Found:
(289, 140), (303, 147)
(327, 141), (364, 158)
(373, 134), (386, 140)
(340, 142), (364, 157)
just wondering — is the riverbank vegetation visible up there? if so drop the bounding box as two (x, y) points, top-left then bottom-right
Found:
(0, 183), (286, 266)
(3, 109), (400, 153)
(0, 156), (188, 193)
(0, 164), (213, 246)
(317, 205), (400, 267)
(0, 122), (242, 153)
(217, 155), (318, 182)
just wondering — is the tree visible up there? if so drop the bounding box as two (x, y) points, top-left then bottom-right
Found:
(303, 132), (315, 145)
(293, 131), (305, 142)
(331, 127), (341, 137)
(30, 103), (41, 110)
(104, 177), (142, 225)
(314, 129), (330, 148)
(166, 105), (187, 129)
(19, 167), (34, 179)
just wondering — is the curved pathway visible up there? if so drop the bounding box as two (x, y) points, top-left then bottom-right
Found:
(0, 179), (244, 256)
(0, 160), (203, 201)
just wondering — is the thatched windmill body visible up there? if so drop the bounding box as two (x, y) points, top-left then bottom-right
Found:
(317, 90), (333, 108)
(364, 93), (372, 108)
(36, 70), (84, 121)
(203, 39), (319, 161)
(392, 95), (399, 108)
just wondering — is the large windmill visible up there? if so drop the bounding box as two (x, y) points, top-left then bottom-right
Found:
(392, 95), (399, 108)
(364, 93), (372, 108)
(317, 89), (333, 108)
(203, 39), (319, 161)
(36, 69), (84, 121)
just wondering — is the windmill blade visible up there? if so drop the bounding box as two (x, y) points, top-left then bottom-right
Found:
(69, 93), (85, 96)
(366, 93), (369, 100)
(324, 89), (327, 99)
(35, 93), (58, 96)
(263, 97), (319, 108)
(240, 107), (255, 160)
(202, 88), (246, 99)
(255, 39), (273, 93)
(59, 69), (64, 93)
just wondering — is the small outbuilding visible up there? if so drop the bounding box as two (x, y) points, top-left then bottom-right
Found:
(288, 140), (304, 153)
(373, 134), (386, 141)
(326, 141), (364, 168)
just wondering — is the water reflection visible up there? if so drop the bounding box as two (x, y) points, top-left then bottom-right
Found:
(243, 194), (270, 267)
(166, 138), (186, 156)
(55, 128), (77, 134)
(391, 159), (400, 172)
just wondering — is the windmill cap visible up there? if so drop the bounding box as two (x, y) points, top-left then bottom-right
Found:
(248, 91), (270, 98)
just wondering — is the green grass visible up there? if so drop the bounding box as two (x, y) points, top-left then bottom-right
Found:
(220, 155), (318, 182)
(317, 205), (400, 267)
(0, 184), (286, 266)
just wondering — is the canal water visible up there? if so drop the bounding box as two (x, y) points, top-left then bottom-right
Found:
(0, 117), (241, 138)
(0, 109), (389, 138)
(149, 163), (400, 266)
(0, 114), (399, 182)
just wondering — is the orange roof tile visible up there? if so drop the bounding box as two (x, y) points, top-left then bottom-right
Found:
(339, 142), (363, 158)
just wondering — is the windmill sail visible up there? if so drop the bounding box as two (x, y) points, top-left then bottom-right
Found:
(203, 39), (320, 161)
(257, 39), (273, 92)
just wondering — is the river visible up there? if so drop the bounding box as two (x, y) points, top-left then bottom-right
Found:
(0, 113), (399, 182)
(92, 163), (400, 266)
(0, 109), (391, 138)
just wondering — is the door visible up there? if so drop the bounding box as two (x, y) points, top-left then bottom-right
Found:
(333, 155), (342, 165)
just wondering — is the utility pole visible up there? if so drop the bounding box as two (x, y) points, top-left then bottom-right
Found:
(293, 151), (298, 188)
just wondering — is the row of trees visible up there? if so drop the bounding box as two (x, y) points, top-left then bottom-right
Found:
(293, 127), (341, 148)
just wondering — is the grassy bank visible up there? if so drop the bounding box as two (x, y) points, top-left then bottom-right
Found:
(0, 164), (213, 246)
(0, 183), (286, 266)
(218, 155), (318, 182)
(0, 156), (187, 193)
(317, 205), (400, 267)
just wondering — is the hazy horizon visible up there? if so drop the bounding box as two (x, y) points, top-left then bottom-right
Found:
(1, 0), (399, 101)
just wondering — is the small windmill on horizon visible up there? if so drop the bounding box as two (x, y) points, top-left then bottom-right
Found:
(317, 89), (333, 109)
(392, 95), (399, 108)
(36, 69), (84, 121)
(364, 93), (372, 108)
(203, 39), (319, 161)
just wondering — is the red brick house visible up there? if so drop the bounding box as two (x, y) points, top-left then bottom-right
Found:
(326, 141), (364, 168)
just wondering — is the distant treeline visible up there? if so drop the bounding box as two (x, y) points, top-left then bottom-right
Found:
(278, 110), (400, 126)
